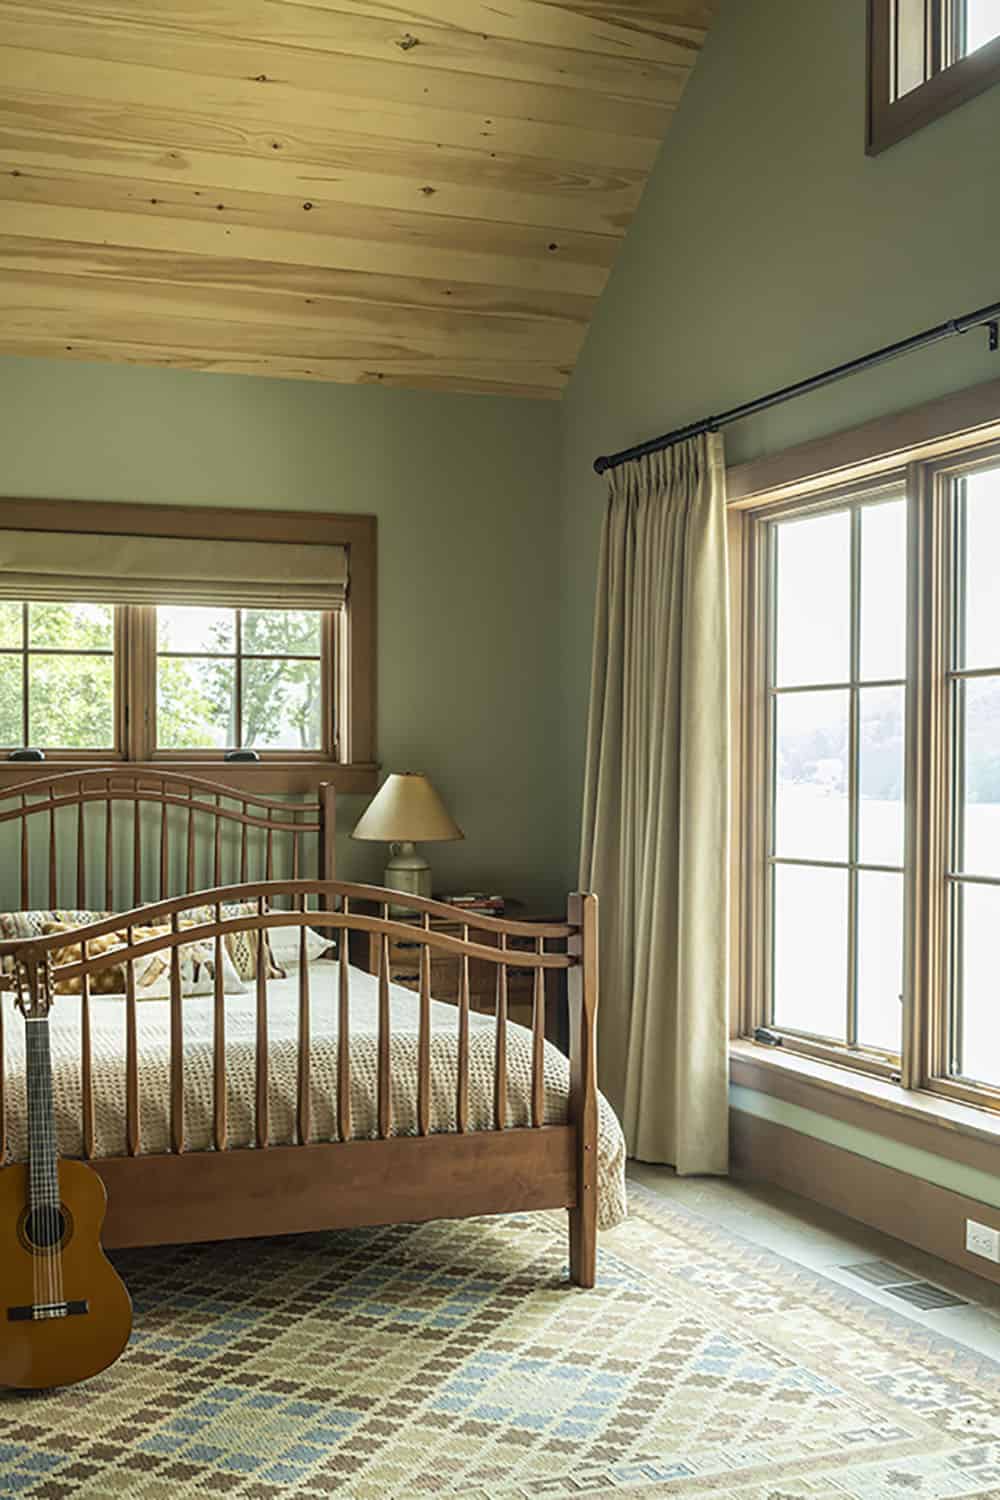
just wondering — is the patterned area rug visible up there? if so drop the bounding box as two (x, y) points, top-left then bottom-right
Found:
(1, 1181), (999, 1499)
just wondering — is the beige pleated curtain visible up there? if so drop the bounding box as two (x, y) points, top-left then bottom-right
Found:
(580, 433), (729, 1173)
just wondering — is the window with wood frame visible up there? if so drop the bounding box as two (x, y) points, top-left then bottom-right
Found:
(0, 499), (377, 793)
(739, 443), (1000, 1112)
(868, 0), (1000, 153)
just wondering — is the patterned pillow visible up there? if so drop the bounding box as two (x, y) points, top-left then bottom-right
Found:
(0, 911), (112, 974)
(43, 920), (245, 998)
(188, 902), (285, 982)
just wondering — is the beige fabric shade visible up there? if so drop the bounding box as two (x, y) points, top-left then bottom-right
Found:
(0, 529), (348, 610)
(352, 773), (464, 843)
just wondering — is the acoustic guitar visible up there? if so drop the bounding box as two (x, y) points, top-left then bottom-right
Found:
(0, 957), (132, 1390)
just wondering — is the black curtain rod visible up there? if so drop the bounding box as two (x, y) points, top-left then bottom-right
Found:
(592, 297), (1000, 476)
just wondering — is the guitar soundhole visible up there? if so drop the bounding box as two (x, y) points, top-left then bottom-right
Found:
(18, 1204), (72, 1253)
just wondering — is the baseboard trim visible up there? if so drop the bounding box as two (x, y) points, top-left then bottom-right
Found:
(731, 1108), (1000, 1287)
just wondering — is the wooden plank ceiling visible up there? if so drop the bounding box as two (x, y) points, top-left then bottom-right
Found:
(0, 1), (714, 398)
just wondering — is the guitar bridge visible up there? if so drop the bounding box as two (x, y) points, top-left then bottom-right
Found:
(7, 1300), (88, 1322)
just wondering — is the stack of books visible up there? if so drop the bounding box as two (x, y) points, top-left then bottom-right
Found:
(441, 892), (506, 918)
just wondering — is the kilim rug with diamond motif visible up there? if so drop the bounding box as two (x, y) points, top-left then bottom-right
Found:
(1, 1180), (999, 1499)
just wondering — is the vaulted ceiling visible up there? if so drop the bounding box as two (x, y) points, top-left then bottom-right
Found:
(0, 2), (714, 398)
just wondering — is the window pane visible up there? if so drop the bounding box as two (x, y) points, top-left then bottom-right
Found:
(0, 656), (23, 744)
(962, 0), (1000, 54)
(243, 659), (322, 749)
(773, 864), (847, 1040)
(859, 685), (906, 867)
(958, 675), (1000, 878)
(157, 606), (235, 655)
(157, 658), (235, 749)
(774, 690), (848, 861)
(242, 609), (321, 657)
(29, 655), (114, 748)
(954, 883), (1000, 1088)
(960, 469), (1000, 670)
(0, 603), (22, 649)
(857, 871), (903, 1054)
(860, 499), (906, 681)
(774, 510), (850, 687)
(29, 601), (113, 651)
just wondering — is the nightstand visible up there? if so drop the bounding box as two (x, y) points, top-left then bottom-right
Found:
(349, 902), (569, 1051)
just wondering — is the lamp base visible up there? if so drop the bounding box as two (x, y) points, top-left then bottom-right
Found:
(384, 841), (432, 915)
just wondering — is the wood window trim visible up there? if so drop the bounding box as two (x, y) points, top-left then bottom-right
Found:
(0, 497), (378, 796)
(729, 375), (1000, 1116)
(730, 1039), (1000, 1178)
(867, 0), (1000, 154)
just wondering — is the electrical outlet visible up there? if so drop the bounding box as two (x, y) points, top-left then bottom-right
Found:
(966, 1219), (1000, 1263)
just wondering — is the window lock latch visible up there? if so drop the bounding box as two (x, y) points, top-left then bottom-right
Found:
(753, 1027), (783, 1047)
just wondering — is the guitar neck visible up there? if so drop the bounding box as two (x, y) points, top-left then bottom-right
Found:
(24, 1017), (60, 1210)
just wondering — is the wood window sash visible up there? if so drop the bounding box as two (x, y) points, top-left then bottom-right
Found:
(731, 405), (1000, 1118)
(0, 496), (377, 789)
(868, 0), (1000, 154)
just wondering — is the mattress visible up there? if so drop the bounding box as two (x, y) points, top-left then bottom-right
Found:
(2, 960), (627, 1230)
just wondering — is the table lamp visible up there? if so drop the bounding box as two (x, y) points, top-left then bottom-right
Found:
(351, 772), (464, 904)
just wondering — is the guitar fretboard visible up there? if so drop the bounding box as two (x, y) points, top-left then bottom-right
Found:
(25, 1018), (60, 1211)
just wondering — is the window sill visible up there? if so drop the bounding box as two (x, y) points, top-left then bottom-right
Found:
(0, 760), (378, 796)
(730, 1039), (1000, 1177)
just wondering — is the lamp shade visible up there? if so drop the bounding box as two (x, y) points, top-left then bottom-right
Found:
(351, 773), (464, 844)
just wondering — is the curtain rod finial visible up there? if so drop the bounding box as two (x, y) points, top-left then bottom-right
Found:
(594, 456), (610, 475)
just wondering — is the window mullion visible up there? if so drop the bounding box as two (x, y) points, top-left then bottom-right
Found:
(21, 601), (28, 748)
(847, 506), (861, 1051)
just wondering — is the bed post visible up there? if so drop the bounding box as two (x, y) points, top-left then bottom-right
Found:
(318, 782), (337, 930)
(567, 891), (598, 1288)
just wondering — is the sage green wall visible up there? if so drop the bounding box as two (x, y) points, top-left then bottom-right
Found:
(559, 0), (1000, 1190)
(0, 355), (563, 908)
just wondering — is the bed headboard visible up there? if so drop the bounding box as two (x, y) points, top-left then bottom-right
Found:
(0, 768), (336, 914)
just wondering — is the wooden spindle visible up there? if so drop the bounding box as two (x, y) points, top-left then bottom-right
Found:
(531, 938), (545, 1129)
(213, 794), (222, 887)
(133, 788), (142, 907)
(494, 933), (508, 1131)
(240, 804), (248, 884)
(292, 828), (301, 882)
(159, 787), (169, 899)
(266, 809), (274, 882)
(105, 780), (114, 912)
(297, 893), (311, 1146)
(255, 898), (268, 1149)
(76, 786), (86, 909)
(417, 914), (431, 1136)
(81, 963), (94, 1160)
(186, 790), (196, 892)
(20, 795), (28, 909)
(213, 906), (226, 1151)
(170, 911), (183, 1154)
(457, 925), (470, 1134)
(377, 929), (391, 1139)
(48, 799), (57, 909)
(337, 900), (351, 1142)
(125, 935), (139, 1157)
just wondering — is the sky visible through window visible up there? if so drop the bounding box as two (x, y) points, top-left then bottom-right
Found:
(965, 0), (1000, 52)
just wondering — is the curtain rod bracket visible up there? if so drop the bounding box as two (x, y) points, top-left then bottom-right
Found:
(989, 321), (999, 353)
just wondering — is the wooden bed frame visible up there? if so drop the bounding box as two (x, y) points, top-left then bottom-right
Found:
(0, 768), (599, 1286)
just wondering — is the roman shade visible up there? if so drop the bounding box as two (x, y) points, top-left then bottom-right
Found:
(0, 530), (348, 610)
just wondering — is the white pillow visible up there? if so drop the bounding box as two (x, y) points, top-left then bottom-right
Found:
(267, 923), (335, 968)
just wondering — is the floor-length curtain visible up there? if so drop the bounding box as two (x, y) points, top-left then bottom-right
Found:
(580, 433), (729, 1173)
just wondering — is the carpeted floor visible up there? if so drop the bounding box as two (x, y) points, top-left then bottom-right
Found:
(2, 1181), (999, 1498)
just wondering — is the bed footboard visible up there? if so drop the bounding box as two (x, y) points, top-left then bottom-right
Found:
(4, 883), (600, 1286)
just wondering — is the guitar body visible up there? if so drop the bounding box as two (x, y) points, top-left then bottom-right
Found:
(0, 1160), (132, 1390)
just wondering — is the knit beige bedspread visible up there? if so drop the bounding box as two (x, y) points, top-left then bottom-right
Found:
(2, 961), (627, 1230)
